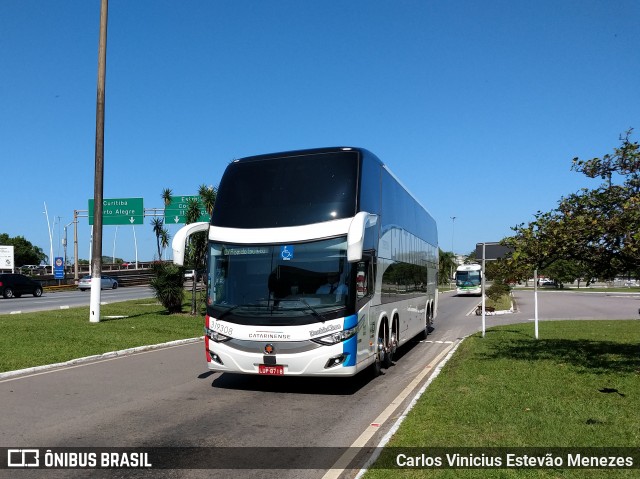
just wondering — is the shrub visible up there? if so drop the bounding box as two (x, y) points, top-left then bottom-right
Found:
(486, 281), (511, 303)
(150, 262), (185, 314)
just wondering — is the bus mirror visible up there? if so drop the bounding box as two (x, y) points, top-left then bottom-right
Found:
(171, 222), (209, 265)
(347, 213), (377, 263)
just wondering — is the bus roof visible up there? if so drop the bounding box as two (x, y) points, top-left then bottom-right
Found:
(232, 146), (381, 164)
(233, 146), (434, 221)
(457, 264), (482, 271)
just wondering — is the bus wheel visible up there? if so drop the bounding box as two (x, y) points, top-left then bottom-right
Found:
(372, 335), (386, 377)
(421, 306), (431, 339)
(384, 328), (397, 368)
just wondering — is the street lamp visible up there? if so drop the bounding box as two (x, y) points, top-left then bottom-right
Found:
(63, 220), (74, 275)
(450, 216), (456, 291)
(56, 216), (62, 258)
(43, 202), (54, 270)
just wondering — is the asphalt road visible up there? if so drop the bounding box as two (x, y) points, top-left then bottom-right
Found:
(513, 289), (640, 321)
(1, 290), (638, 479)
(0, 286), (157, 315)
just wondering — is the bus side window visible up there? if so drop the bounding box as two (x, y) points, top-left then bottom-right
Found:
(356, 261), (367, 299)
(356, 258), (374, 300)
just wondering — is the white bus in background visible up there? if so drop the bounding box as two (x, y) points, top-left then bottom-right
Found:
(172, 147), (438, 378)
(455, 264), (482, 296)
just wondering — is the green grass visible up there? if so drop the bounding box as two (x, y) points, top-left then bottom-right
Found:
(486, 293), (513, 311)
(0, 299), (203, 372)
(366, 320), (640, 478)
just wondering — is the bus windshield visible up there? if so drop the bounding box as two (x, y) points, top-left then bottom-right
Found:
(208, 237), (352, 325)
(456, 270), (481, 287)
(210, 150), (359, 228)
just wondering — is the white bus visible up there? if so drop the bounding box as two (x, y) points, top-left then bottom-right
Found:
(455, 264), (482, 296)
(172, 147), (438, 377)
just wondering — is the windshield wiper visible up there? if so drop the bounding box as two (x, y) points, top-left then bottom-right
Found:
(275, 298), (329, 322)
(216, 300), (270, 320)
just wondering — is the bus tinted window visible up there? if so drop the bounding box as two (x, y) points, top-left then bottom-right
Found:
(211, 151), (359, 228)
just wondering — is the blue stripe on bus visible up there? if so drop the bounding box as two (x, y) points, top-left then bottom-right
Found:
(343, 335), (357, 366)
(343, 314), (358, 329)
(342, 314), (358, 367)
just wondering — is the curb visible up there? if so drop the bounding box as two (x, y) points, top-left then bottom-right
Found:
(0, 337), (203, 380)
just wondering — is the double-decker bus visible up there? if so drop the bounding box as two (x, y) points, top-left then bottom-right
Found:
(172, 147), (438, 377)
(455, 264), (482, 296)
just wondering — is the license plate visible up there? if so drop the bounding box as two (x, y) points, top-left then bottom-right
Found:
(258, 365), (284, 376)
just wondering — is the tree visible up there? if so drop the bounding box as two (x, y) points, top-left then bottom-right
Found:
(198, 184), (217, 216)
(0, 233), (46, 266)
(151, 218), (164, 260)
(565, 129), (639, 278)
(438, 249), (456, 286)
(506, 129), (640, 281)
(185, 186), (217, 314)
(149, 188), (182, 314)
(162, 188), (173, 208)
(541, 259), (591, 288)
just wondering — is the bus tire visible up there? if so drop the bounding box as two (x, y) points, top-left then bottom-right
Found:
(371, 325), (388, 377)
(383, 317), (397, 368)
(420, 304), (431, 340)
(371, 340), (384, 378)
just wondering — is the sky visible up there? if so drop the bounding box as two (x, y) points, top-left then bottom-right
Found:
(1, 0), (639, 266)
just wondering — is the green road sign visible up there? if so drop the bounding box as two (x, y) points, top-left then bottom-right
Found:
(164, 195), (210, 224)
(88, 197), (144, 225)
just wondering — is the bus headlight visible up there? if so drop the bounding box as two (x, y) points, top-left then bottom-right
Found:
(204, 327), (232, 343)
(311, 325), (357, 345)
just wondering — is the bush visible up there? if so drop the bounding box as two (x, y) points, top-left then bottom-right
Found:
(486, 281), (511, 303)
(150, 262), (185, 314)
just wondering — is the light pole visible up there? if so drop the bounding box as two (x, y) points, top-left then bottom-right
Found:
(43, 202), (53, 270)
(63, 220), (74, 276)
(90, 0), (108, 323)
(56, 216), (62, 258)
(450, 216), (456, 290)
(112, 226), (118, 263)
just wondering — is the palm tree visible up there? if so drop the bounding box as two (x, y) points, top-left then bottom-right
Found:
(151, 217), (164, 260)
(198, 184), (217, 216)
(161, 188), (173, 208)
(160, 228), (171, 259)
(438, 249), (457, 288)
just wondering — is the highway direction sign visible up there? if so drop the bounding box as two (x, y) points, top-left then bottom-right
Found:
(164, 195), (210, 224)
(88, 198), (144, 225)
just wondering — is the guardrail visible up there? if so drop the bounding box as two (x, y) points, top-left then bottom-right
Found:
(35, 269), (156, 288)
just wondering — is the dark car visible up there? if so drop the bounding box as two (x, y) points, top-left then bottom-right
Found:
(0, 273), (44, 299)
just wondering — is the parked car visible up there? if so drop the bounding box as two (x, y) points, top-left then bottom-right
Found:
(77, 275), (118, 291)
(0, 273), (43, 299)
(184, 269), (203, 282)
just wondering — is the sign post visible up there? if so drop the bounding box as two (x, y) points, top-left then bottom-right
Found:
(475, 242), (515, 338)
(533, 269), (539, 339)
(54, 256), (65, 281)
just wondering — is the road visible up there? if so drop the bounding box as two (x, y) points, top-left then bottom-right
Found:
(0, 286), (157, 315)
(1, 290), (638, 478)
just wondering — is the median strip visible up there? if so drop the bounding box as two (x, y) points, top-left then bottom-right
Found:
(322, 339), (461, 479)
